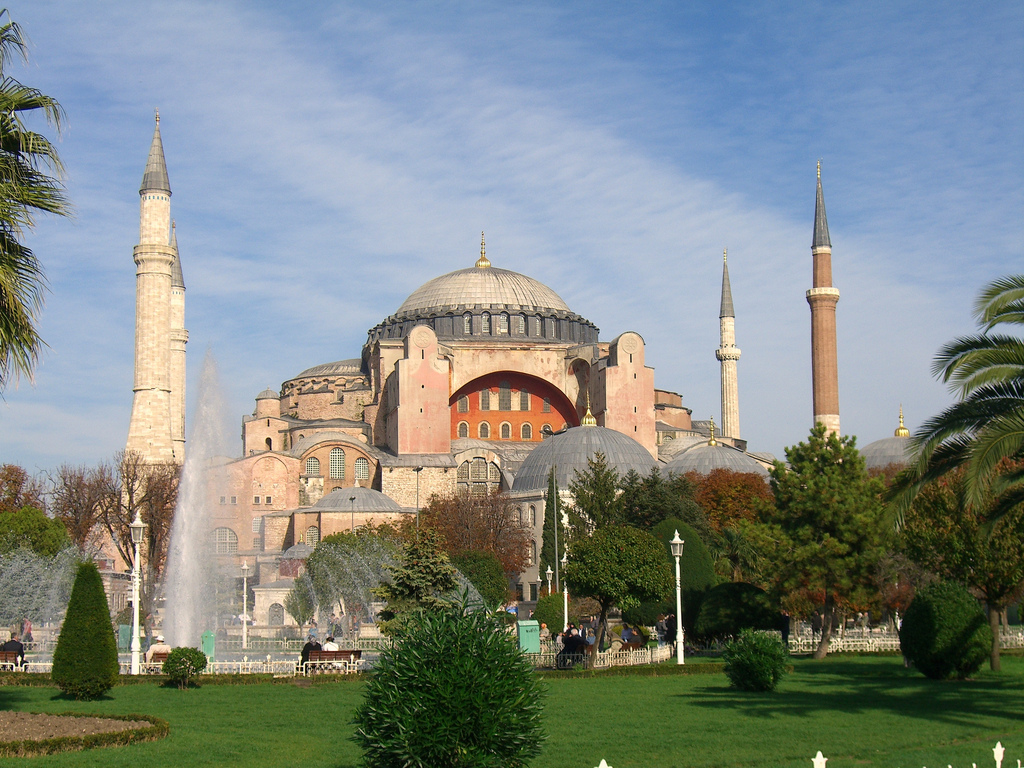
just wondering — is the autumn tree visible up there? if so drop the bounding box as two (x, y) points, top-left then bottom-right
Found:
(420, 490), (529, 575)
(759, 424), (889, 659)
(49, 464), (106, 552)
(686, 468), (773, 532)
(0, 463), (43, 513)
(900, 467), (1024, 671)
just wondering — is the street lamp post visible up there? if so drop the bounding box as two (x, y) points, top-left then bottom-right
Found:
(414, 466), (423, 528)
(350, 496), (356, 532)
(241, 560), (250, 651)
(545, 565), (553, 596)
(129, 511), (146, 675)
(670, 529), (685, 665)
(561, 552), (569, 632)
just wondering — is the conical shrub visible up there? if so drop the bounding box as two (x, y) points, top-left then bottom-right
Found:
(51, 562), (120, 699)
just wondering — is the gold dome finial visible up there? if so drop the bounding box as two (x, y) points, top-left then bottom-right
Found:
(817, 159), (821, 180)
(723, 247), (727, 264)
(476, 231), (491, 268)
(155, 108), (160, 125)
(581, 390), (597, 426)
(895, 405), (910, 437)
(708, 416), (718, 446)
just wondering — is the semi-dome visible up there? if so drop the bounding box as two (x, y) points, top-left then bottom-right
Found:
(313, 486), (402, 512)
(397, 266), (571, 318)
(664, 440), (770, 478)
(512, 425), (657, 493)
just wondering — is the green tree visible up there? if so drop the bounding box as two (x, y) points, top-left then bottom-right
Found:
(760, 424), (888, 659)
(892, 275), (1024, 524)
(451, 550), (510, 609)
(539, 467), (565, 591)
(51, 562), (119, 700)
(651, 518), (718, 631)
(563, 525), (672, 659)
(284, 572), (316, 633)
(374, 528), (458, 635)
(567, 452), (622, 533)
(900, 468), (1024, 671)
(0, 12), (71, 390)
(0, 504), (69, 556)
(620, 468), (709, 535)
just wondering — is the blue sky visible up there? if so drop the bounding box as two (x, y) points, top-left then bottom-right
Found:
(2, 2), (1022, 473)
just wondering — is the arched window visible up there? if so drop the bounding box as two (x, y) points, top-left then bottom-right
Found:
(529, 540), (537, 565)
(542, 423), (551, 438)
(521, 423), (532, 440)
(457, 421), (469, 438)
(213, 527), (238, 554)
(515, 315), (525, 334)
(478, 421), (490, 439)
(529, 505), (537, 527)
(305, 456), (321, 475)
(269, 603), (284, 626)
(305, 526), (321, 546)
(499, 381), (511, 411)
(480, 389), (490, 410)
(330, 448), (345, 479)
(481, 312), (491, 333)
(498, 313), (509, 334)
(463, 313), (472, 334)
(488, 462), (501, 483)
(355, 457), (370, 481)
(519, 390), (530, 411)
(500, 422), (511, 439)
(458, 462), (470, 481)
(542, 397), (551, 413)
(265, 437), (272, 451)
(457, 395), (469, 413)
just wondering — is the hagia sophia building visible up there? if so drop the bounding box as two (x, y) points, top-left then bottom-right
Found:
(123, 116), (912, 627)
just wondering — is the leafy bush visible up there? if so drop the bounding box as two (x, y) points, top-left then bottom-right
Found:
(162, 647), (208, 689)
(353, 606), (545, 767)
(531, 593), (563, 632)
(722, 629), (788, 692)
(452, 550), (511, 609)
(51, 562), (120, 700)
(900, 580), (991, 680)
(696, 582), (779, 642)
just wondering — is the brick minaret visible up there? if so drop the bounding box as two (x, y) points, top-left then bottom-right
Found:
(126, 112), (185, 462)
(716, 249), (741, 439)
(806, 162), (840, 436)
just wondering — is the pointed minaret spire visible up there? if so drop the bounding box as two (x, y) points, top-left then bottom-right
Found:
(475, 231), (491, 268)
(807, 161), (841, 436)
(716, 248), (741, 439)
(170, 221), (185, 289)
(140, 110), (171, 195)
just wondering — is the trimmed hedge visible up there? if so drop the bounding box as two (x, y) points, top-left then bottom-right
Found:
(51, 562), (120, 700)
(0, 712), (169, 757)
(900, 580), (991, 680)
(695, 582), (779, 642)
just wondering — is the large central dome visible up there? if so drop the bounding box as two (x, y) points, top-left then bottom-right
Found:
(397, 266), (571, 317)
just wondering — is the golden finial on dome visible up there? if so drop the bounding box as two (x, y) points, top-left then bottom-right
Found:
(476, 231), (491, 269)
(708, 416), (718, 446)
(895, 405), (910, 437)
(581, 390), (597, 426)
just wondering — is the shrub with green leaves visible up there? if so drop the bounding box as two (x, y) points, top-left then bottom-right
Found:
(696, 582), (779, 642)
(722, 629), (788, 692)
(900, 580), (991, 680)
(452, 550), (511, 609)
(162, 646), (208, 689)
(353, 605), (545, 768)
(51, 562), (120, 700)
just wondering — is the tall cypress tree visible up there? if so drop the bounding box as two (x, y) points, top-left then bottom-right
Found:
(51, 561), (120, 699)
(539, 467), (563, 592)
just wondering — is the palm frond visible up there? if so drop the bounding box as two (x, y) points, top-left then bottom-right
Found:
(974, 275), (1024, 330)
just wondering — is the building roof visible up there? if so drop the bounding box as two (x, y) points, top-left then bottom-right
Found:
(813, 162), (831, 249)
(860, 435), (916, 471)
(256, 388), (279, 400)
(282, 543), (313, 560)
(292, 359), (364, 378)
(396, 265), (571, 318)
(313, 486), (402, 513)
(664, 441), (770, 477)
(289, 431), (382, 458)
(140, 113), (171, 194)
(511, 425), (657, 493)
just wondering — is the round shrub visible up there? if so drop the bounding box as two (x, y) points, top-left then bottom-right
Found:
(696, 582), (779, 642)
(353, 606), (545, 767)
(51, 562), (120, 700)
(900, 580), (991, 680)
(722, 629), (788, 692)
(162, 646), (208, 689)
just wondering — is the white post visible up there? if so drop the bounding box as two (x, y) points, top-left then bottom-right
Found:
(130, 536), (141, 675)
(241, 560), (249, 651)
(561, 552), (569, 631)
(671, 530), (685, 665)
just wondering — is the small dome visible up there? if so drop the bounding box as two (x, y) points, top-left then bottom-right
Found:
(293, 359), (363, 378)
(313, 486), (402, 512)
(397, 266), (571, 319)
(282, 543), (313, 561)
(664, 442), (770, 478)
(256, 388), (279, 400)
(512, 426), (657, 493)
(861, 435), (915, 471)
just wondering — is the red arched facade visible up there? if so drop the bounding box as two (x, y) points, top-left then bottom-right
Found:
(449, 372), (578, 442)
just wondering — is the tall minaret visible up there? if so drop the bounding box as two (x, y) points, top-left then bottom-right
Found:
(169, 221), (188, 459)
(806, 162), (840, 436)
(126, 112), (183, 463)
(715, 248), (741, 439)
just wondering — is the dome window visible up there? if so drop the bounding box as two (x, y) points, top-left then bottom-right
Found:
(463, 313), (472, 334)
(481, 312), (491, 334)
(498, 313), (509, 334)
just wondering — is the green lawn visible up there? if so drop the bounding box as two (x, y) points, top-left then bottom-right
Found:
(1, 655), (1022, 768)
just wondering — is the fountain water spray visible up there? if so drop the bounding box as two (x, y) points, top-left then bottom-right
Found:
(162, 351), (233, 647)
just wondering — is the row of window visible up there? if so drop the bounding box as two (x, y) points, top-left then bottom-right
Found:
(304, 452), (370, 480)
(455, 459), (501, 495)
(457, 421), (550, 440)
(463, 313), (546, 336)
(457, 387), (552, 413)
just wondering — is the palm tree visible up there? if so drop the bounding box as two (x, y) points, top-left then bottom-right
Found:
(892, 275), (1024, 525)
(0, 10), (69, 390)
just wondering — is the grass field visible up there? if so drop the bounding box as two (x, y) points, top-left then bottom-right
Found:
(1, 655), (1022, 768)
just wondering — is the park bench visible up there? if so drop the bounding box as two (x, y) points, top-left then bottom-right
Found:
(304, 649), (362, 675)
(139, 651), (170, 674)
(0, 650), (24, 671)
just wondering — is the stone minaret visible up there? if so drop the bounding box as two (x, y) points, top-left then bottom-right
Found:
(806, 162), (840, 436)
(126, 112), (185, 463)
(715, 249), (741, 438)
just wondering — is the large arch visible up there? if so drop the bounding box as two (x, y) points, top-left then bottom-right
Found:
(449, 371), (578, 442)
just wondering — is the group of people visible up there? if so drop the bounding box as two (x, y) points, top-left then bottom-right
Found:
(299, 634), (341, 666)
